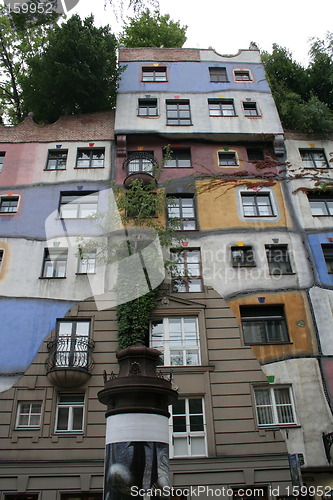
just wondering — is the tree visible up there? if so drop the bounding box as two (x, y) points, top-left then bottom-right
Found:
(21, 15), (120, 123)
(106, 0), (159, 17)
(0, 1), (59, 123)
(119, 9), (187, 48)
(262, 35), (333, 134)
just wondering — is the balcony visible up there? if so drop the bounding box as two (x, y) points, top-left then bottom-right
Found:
(46, 336), (95, 388)
(123, 151), (158, 188)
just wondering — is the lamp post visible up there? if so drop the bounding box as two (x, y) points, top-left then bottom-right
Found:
(98, 343), (178, 500)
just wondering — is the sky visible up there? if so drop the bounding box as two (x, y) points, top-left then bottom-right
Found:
(70, 0), (333, 66)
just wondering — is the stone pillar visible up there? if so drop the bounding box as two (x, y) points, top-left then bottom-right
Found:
(98, 344), (178, 500)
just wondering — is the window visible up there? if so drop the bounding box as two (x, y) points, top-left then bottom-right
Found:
(138, 98), (158, 116)
(208, 98), (236, 117)
(167, 196), (196, 230)
(142, 66), (167, 82)
(234, 70), (251, 81)
(163, 148), (191, 168)
(59, 192), (99, 218)
(77, 251), (96, 274)
(126, 151), (155, 175)
(4, 495), (39, 500)
(231, 246), (255, 267)
(166, 100), (191, 125)
(218, 151), (238, 166)
(150, 317), (200, 366)
(322, 244), (333, 273)
(243, 101), (259, 116)
(46, 150), (67, 170)
(55, 393), (84, 432)
(0, 249), (4, 271)
(76, 148), (105, 168)
(266, 245), (292, 274)
(0, 152), (5, 172)
(169, 398), (206, 457)
(241, 193), (275, 217)
(54, 320), (91, 368)
(254, 386), (296, 426)
(171, 249), (202, 292)
(209, 67), (228, 82)
(0, 195), (19, 213)
(300, 149), (329, 168)
(41, 248), (68, 278)
(247, 148), (264, 161)
(240, 305), (289, 344)
(308, 192), (333, 216)
(16, 402), (42, 428)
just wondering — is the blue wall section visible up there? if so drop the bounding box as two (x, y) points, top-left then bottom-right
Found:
(0, 297), (75, 374)
(0, 182), (109, 239)
(118, 62), (270, 93)
(308, 233), (333, 287)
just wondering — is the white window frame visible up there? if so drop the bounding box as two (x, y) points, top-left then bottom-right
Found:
(299, 149), (329, 168)
(55, 394), (85, 433)
(41, 248), (68, 278)
(55, 320), (91, 368)
(243, 101), (259, 116)
(0, 152), (5, 172)
(59, 192), (99, 219)
(254, 386), (296, 427)
(169, 397), (207, 458)
(16, 401), (42, 428)
(76, 148), (105, 169)
(167, 196), (197, 231)
(209, 98), (236, 117)
(0, 194), (20, 214)
(77, 250), (97, 274)
(45, 149), (68, 170)
(240, 191), (276, 218)
(218, 150), (238, 167)
(0, 248), (4, 272)
(234, 69), (252, 81)
(138, 98), (158, 116)
(150, 317), (200, 366)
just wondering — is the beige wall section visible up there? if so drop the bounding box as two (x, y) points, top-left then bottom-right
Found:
(0, 286), (291, 494)
(228, 291), (318, 364)
(197, 180), (288, 230)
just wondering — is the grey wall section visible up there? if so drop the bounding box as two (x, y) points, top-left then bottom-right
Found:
(0, 285), (291, 496)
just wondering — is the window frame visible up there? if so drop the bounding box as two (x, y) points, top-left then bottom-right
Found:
(163, 148), (192, 168)
(77, 250), (97, 274)
(243, 101), (259, 116)
(166, 99), (192, 126)
(218, 151), (238, 167)
(59, 191), (99, 219)
(241, 192), (275, 217)
(75, 148), (105, 169)
(54, 319), (92, 369)
(55, 393), (85, 433)
(322, 244), (333, 273)
(308, 192), (333, 216)
(41, 248), (68, 278)
(246, 148), (265, 161)
(16, 401), (43, 429)
(208, 98), (236, 117)
(137, 98), (158, 116)
(0, 195), (20, 214)
(231, 246), (255, 267)
(241, 305), (290, 345)
(0, 248), (4, 272)
(45, 149), (68, 171)
(299, 149), (329, 169)
(0, 152), (5, 172)
(150, 316), (201, 367)
(265, 244), (293, 275)
(169, 397), (207, 458)
(234, 70), (252, 81)
(142, 66), (167, 82)
(209, 67), (228, 82)
(254, 385), (297, 427)
(126, 151), (155, 175)
(167, 195), (197, 231)
(171, 248), (203, 292)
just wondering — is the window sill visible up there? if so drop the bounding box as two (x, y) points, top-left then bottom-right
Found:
(244, 115), (261, 118)
(74, 166), (105, 169)
(233, 265), (256, 268)
(44, 169), (67, 171)
(39, 277), (66, 280)
(137, 115), (159, 118)
(269, 272), (295, 276)
(243, 215), (277, 218)
(247, 341), (293, 346)
(258, 424), (300, 429)
(76, 272), (96, 275)
(166, 124), (193, 127)
(210, 115), (238, 118)
(159, 365), (214, 374)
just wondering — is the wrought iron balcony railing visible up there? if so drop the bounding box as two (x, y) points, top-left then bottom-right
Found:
(46, 336), (95, 373)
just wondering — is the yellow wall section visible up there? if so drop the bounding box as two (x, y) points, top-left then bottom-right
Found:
(228, 291), (318, 364)
(196, 179), (288, 230)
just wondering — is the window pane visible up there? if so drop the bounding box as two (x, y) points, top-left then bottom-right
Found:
(173, 415), (186, 432)
(57, 407), (69, 430)
(191, 436), (206, 455)
(173, 437), (188, 456)
(189, 415), (204, 431)
(173, 399), (185, 414)
(72, 407), (83, 430)
(189, 399), (203, 414)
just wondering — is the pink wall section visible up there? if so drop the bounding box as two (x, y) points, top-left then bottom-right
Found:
(115, 135), (278, 185)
